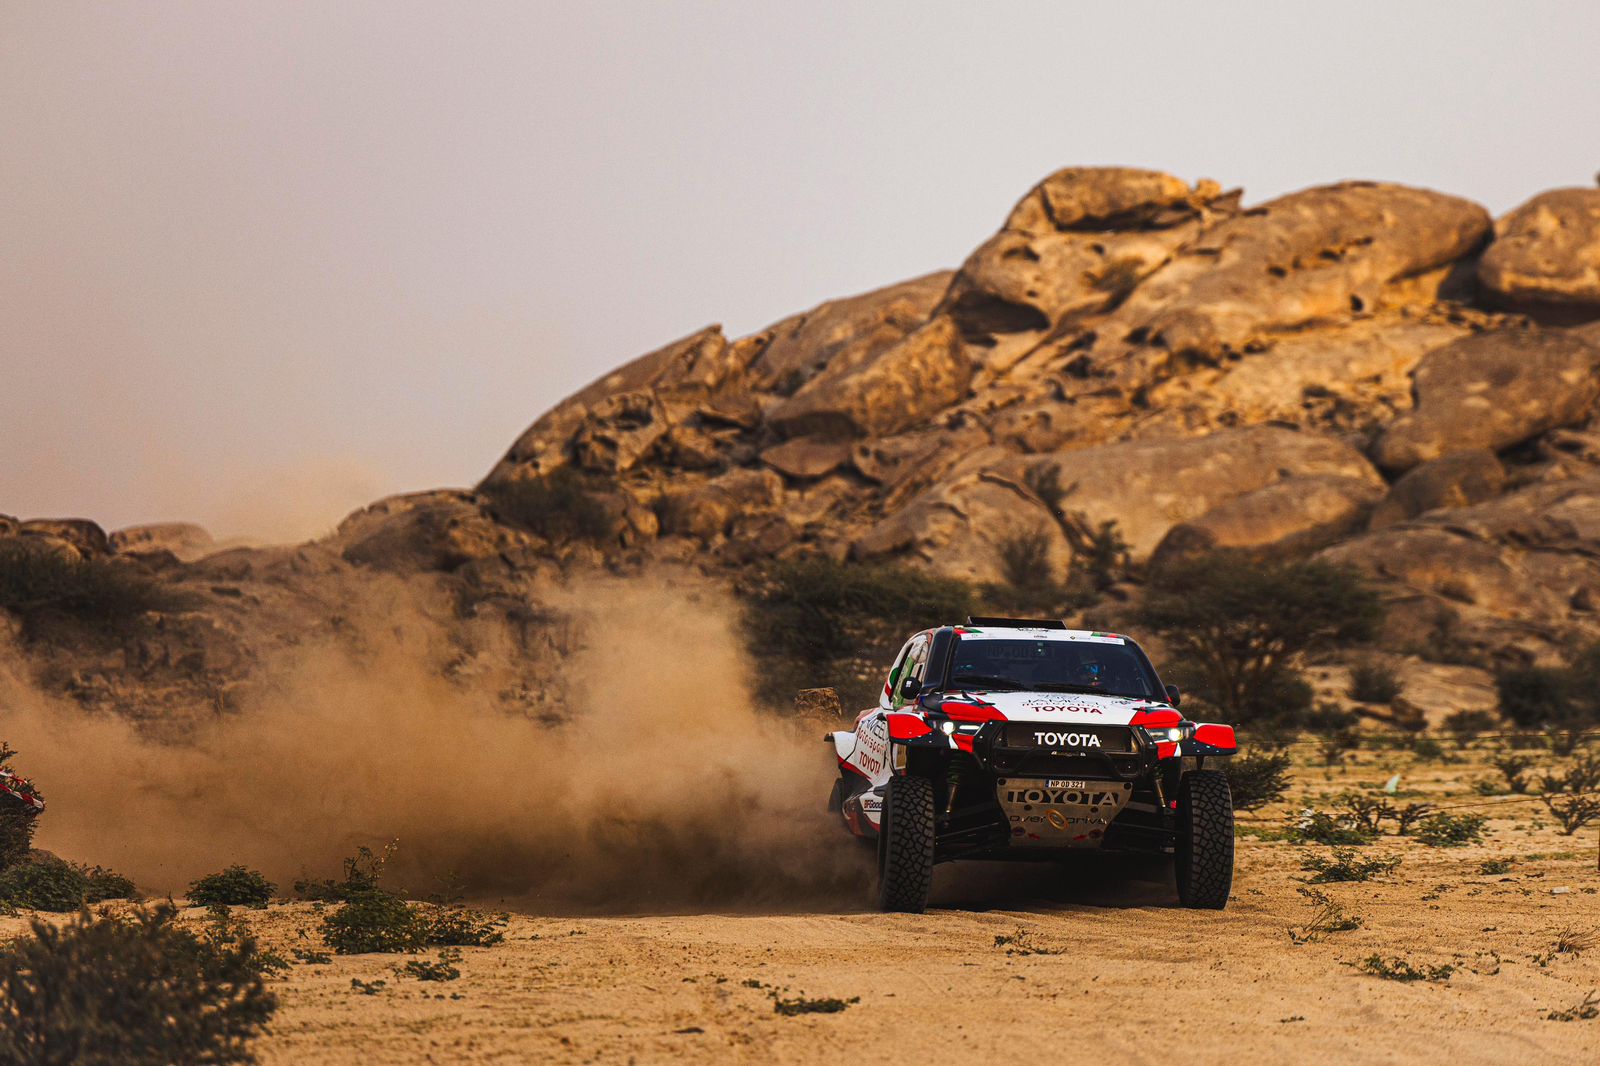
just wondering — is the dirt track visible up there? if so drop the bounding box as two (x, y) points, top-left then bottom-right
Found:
(8, 744), (1600, 1064)
(237, 841), (1597, 1066)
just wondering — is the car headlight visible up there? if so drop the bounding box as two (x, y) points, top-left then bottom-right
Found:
(1139, 723), (1196, 744)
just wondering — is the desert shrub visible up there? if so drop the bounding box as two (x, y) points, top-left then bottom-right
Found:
(294, 844), (392, 903)
(1538, 752), (1600, 796)
(481, 467), (614, 544)
(1541, 795), (1600, 835)
(421, 905), (507, 947)
(83, 867), (137, 903)
(1317, 729), (1361, 766)
(1547, 989), (1600, 1022)
(1392, 802), (1437, 836)
(1348, 660), (1402, 704)
(188, 866), (275, 908)
(1287, 809), (1378, 846)
(1493, 753), (1536, 794)
(0, 904), (276, 1065)
(738, 556), (973, 706)
(1496, 645), (1600, 735)
(0, 856), (91, 912)
(0, 540), (181, 632)
(1339, 794), (1393, 834)
(1413, 812), (1487, 847)
(1136, 556), (1382, 726)
(1358, 955), (1454, 982)
(1288, 887), (1364, 944)
(1223, 750), (1293, 811)
(1443, 709), (1499, 743)
(1300, 848), (1400, 883)
(322, 892), (429, 955)
(997, 527), (1054, 591)
(398, 950), (461, 982)
(1409, 735), (1448, 761)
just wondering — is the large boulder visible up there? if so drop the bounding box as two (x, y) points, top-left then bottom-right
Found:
(1141, 316), (1470, 436)
(110, 523), (215, 561)
(483, 325), (755, 483)
(657, 468), (785, 541)
(1150, 475), (1383, 566)
(765, 316), (973, 439)
(1367, 450), (1505, 529)
(1371, 328), (1600, 472)
(942, 167), (1225, 341)
(14, 519), (111, 559)
(334, 491), (527, 572)
(855, 426), (1381, 576)
(1479, 188), (1600, 307)
(748, 272), (951, 392)
(1089, 182), (1490, 379)
(849, 453), (1073, 585)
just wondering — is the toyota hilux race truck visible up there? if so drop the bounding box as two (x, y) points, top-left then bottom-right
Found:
(827, 617), (1238, 913)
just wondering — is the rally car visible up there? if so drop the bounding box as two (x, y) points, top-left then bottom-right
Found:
(826, 617), (1237, 913)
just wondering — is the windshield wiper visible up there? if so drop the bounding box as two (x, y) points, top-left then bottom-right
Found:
(949, 673), (1024, 691)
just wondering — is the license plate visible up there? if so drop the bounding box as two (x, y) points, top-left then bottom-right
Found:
(1046, 779), (1087, 790)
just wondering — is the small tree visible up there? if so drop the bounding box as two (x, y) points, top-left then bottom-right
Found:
(1137, 556), (1383, 724)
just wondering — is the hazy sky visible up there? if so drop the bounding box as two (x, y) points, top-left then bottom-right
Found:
(4, 1), (1599, 539)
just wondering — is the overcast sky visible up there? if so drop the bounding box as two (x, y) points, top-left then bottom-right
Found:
(4, 1), (1598, 539)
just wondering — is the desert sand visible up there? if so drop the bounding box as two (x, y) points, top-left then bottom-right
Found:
(8, 739), (1595, 1065)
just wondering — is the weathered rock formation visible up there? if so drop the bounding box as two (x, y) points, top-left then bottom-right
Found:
(10, 164), (1600, 722)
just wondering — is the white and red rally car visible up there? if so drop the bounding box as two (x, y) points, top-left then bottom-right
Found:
(827, 617), (1238, 912)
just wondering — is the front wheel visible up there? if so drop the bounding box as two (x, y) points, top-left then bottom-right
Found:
(875, 775), (935, 913)
(1174, 769), (1234, 909)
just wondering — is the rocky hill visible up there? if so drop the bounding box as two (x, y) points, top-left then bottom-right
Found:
(6, 167), (1600, 723)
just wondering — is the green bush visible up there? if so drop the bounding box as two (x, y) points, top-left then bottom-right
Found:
(1223, 750), (1293, 811)
(0, 856), (137, 911)
(1348, 660), (1401, 704)
(1442, 709), (1499, 742)
(421, 905), (507, 947)
(1496, 645), (1600, 732)
(738, 556), (973, 707)
(0, 904), (277, 1065)
(1413, 812), (1487, 847)
(1300, 848), (1400, 883)
(294, 845), (391, 903)
(0, 541), (181, 632)
(1137, 556), (1382, 726)
(482, 468), (614, 544)
(83, 867), (137, 904)
(322, 892), (429, 955)
(1359, 955), (1454, 982)
(188, 866), (275, 908)
(996, 528), (1054, 592)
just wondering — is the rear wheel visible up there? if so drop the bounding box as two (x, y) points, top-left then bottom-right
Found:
(875, 775), (935, 913)
(1175, 769), (1233, 909)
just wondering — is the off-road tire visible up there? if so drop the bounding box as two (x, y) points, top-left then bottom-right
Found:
(876, 775), (935, 913)
(1175, 769), (1233, 909)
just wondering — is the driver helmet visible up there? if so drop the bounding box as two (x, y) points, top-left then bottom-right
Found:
(1076, 655), (1107, 688)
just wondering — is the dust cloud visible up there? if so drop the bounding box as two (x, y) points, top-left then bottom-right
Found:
(0, 576), (869, 912)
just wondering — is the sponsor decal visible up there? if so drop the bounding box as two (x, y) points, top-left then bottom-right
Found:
(860, 795), (883, 813)
(855, 718), (889, 776)
(1003, 785), (1125, 808)
(1032, 730), (1101, 748)
(1022, 698), (1104, 715)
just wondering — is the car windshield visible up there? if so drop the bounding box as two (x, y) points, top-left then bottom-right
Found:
(947, 638), (1159, 700)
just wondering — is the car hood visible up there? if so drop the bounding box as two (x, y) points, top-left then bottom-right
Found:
(934, 689), (1173, 726)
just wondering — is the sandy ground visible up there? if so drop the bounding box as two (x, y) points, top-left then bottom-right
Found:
(6, 740), (1600, 1065)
